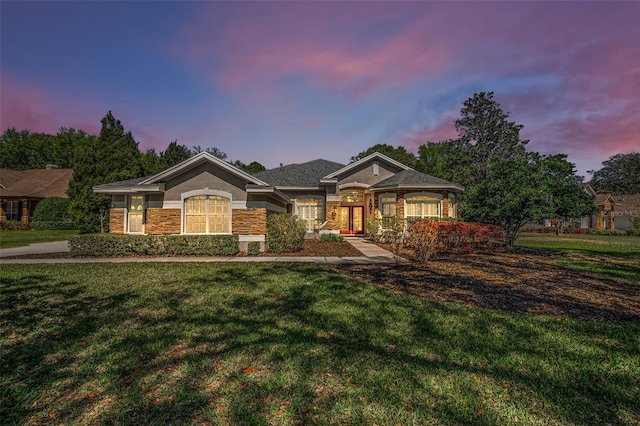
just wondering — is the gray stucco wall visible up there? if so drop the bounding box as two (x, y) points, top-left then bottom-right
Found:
(164, 163), (249, 202)
(337, 161), (401, 187)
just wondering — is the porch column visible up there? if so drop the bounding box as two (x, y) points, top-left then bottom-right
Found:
(0, 200), (6, 221)
(21, 199), (30, 223)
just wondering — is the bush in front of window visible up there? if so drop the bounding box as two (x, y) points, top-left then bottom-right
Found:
(69, 234), (239, 257)
(0, 220), (31, 231)
(266, 213), (306, 253)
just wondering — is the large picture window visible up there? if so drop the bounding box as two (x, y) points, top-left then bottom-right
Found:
(184, 194), (230, 234)
(405, 194), (441, 218)
(296, 197), (324, 232)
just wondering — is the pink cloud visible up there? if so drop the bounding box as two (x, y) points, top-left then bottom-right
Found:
(1, 74), (101, 135)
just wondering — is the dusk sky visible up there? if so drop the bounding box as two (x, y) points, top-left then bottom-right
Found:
(1, 1), (638, 177)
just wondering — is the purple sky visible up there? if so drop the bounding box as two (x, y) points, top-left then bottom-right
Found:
(2, 1), (638, 177)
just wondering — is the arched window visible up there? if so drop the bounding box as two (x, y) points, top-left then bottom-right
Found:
(296, 197), (324, 232)
(184, 194), (230, 234)
(405, 193), (442, 219)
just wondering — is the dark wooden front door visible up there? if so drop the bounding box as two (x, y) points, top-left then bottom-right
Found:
(340, 206), (364, 234)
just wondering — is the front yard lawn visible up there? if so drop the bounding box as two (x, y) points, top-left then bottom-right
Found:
(2, 263), (639, 425)
(515, 232), (640, 261)
(0, 230), (78, 249)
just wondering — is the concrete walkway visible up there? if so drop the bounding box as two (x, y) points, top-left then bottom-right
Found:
(0, 240), (69, 258)
(0, 237), (405, 264)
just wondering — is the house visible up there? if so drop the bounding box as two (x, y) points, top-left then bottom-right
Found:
(93, 152), (464, 251)
(579, 183), (616, 229)
(613, 194), (640, 230)
(0, 167), (73, 222)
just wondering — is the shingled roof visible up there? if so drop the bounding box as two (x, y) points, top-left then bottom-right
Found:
(253, 159), (345, 187)
(369, 169), (464, 191)
(0, 168), (73, 199)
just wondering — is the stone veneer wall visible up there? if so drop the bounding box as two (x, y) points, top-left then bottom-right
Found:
(325, 201), (341, 231)
(145, 208), (181, 235)
(232, 208), (267, 235)
(109, 208), (125, 233)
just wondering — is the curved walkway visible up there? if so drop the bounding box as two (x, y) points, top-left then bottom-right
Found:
(0, 238), (406, 264)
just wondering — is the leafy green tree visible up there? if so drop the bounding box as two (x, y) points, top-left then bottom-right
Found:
(415, 139), (472, 183)
(190, 145), (227, 160)
(0, 128), (55, 169)
(350, 143), (417, 168)
(141, 148), (165, 176)
(161, 141), (191, 168)
(233, 160), (266, 174)
(454, 91), (529, 187)
(460, 154), (549, 249)
(589, 152), (640, 194)
(52, 128), (92, 169)
(543, 154), (596, 235)
(68, 111), (143, 233)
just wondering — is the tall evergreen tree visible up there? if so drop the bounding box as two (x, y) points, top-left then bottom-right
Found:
(161, 141), (192, 168)
(68, 111), (143, 233)
(454, 91), (529, 187)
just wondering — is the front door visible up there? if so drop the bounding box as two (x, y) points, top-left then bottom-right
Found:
(340, 206), (364, 235)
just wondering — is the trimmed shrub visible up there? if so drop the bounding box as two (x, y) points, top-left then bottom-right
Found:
(247, 241), (261, 256)
(33, 197), (71, 222)
(319, 233), (344, 242)
(406, 221), (506, 261)
(69, 234), (239, 257)
(266, 213), (306, 253)
(0, 220), (31, 231)
(32, 197), (74, 230)
(586, 228), (628, 236)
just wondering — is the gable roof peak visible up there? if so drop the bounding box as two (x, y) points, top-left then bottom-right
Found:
(324, 151), (412, 179)
(140, 151), (268, 186)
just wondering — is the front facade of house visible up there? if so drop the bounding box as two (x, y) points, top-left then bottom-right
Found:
(94, 152), (464, 251)
(579, 184), (616, 229)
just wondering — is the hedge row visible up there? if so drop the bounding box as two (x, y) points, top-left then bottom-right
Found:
(0, 220), (31, 231)
(69, 234), (239, 257)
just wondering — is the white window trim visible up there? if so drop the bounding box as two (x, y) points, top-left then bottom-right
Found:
(378, 192), (397, 218)
(373, 163), (379, 176)
(404, 192), (443, 219)
(126, 195), (145, 234)
(294, 195), (325, 232)
(181, 189), (232, 235)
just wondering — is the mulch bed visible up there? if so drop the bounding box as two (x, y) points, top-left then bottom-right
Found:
(337, 247), (640, 322)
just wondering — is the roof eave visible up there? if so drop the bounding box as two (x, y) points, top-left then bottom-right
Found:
(369, 184), (465, 192)
(246, 186), (290, 203)
(93, 183), (165, 193)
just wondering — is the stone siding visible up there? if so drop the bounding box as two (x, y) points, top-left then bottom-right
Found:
(325, 201), (341, 231)
(109, 208), (125, 234)
(232, 208), (267, 235)
(145, 208), (181, 235)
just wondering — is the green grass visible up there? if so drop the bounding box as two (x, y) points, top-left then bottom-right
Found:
(516, 233), (640, 283)
(0, 229), (78, 249)
(1, 263), (639, 425)
(516, 233), (640, 261)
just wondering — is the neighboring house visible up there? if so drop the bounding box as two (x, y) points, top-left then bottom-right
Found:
(579, 184), (616, 229)
(94, 152), (464, 251)
(0, 167), (73, 222)
(613, 194), (640, 230)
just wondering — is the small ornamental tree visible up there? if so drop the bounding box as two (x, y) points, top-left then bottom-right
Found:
(460, 155), (549, 249)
